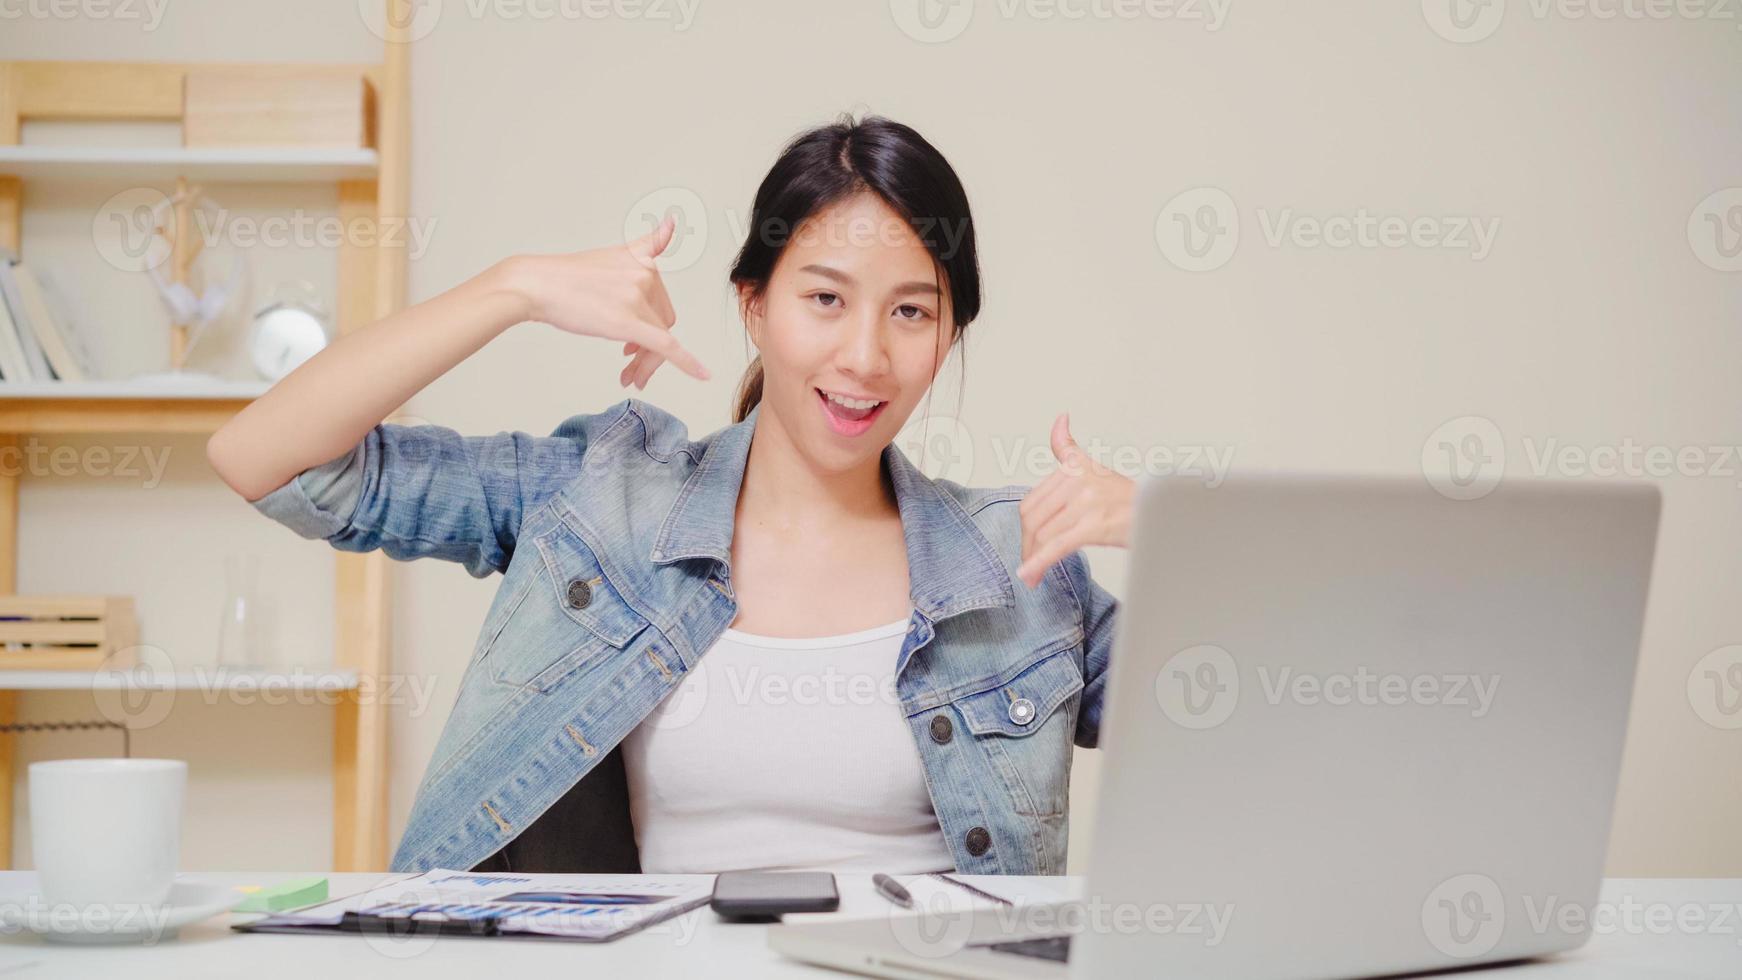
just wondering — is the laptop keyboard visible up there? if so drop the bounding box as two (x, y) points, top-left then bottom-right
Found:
(980, 935), (1072, 962)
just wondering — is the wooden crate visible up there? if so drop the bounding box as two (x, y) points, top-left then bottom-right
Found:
(0, 596), (138, 671)
(183, 67), (375, 149)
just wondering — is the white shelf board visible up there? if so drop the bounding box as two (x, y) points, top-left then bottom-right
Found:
(0, 145), (379, 182)
(0, 667), (360, 692)
(0, 378), (270, 400)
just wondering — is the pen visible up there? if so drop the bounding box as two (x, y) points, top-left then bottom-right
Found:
(927, 872), (1016, 907)
(872, 873), (913, 910)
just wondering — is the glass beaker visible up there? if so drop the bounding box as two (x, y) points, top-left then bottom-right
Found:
(216, 553), (267, 669)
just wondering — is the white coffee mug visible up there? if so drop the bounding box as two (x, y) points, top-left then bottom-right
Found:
(29, 759), (186, 910)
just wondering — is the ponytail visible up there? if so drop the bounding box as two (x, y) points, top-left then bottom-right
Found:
(732, 356), (765, 423)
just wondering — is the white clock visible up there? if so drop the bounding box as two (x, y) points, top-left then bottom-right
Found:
(249, 283), (331, 381)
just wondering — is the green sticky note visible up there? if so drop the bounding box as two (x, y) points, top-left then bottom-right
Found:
(234, 877), (330, 913)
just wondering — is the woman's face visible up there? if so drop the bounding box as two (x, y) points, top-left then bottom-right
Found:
(741, 192), (956, 474)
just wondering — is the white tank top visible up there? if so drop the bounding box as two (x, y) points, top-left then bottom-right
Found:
(619, 614), (957, 875)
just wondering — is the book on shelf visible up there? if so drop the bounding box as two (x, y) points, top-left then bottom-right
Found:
(14, 263), (89, 381)
(0, 253), (30, 382)
(0, 265), (51, 381)
(0, 249), (92, 383)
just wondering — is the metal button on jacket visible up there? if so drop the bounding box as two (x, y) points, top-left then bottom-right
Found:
(929, 714), (953, 744)
(1008, 697), (1036, 726)
(565, 578), (592, 610)
(964, 826), (991, 857)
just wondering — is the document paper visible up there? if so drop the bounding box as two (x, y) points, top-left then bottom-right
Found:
(236, 868), (716, 942)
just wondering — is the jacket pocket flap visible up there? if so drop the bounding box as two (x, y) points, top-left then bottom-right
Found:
(532, 520), (650, 649)
(953, 646), (1084, 737)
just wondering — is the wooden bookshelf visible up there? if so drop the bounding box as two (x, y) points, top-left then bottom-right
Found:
(0, 379), (270, 433)
(0, 34), (411, 872)
(0, 667), (361, 692)
(0, 145), (380, 182)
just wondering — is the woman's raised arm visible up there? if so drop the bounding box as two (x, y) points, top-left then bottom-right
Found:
(207, 216), (707, 501)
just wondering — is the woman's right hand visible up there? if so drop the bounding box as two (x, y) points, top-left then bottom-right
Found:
(211, 216), (709, 502)
(505, 214), (710, 386)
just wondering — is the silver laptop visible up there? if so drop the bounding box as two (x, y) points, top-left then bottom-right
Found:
(768, 472), (1660, 979)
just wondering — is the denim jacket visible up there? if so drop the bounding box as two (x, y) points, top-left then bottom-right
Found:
(251, 397), (1119, 875)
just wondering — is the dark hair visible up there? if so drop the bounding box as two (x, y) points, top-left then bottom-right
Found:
(728, 113), (982, 423)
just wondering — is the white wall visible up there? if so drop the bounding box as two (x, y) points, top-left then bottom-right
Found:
(3, 0), (1737, 875)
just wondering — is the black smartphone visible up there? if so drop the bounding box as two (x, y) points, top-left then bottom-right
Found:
(709, 871), (839, 921)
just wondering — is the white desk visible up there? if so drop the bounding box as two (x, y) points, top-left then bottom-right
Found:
(0, 873), (1735, 978)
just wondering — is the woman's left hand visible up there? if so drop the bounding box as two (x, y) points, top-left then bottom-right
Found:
(1017, 413), (1137, 588)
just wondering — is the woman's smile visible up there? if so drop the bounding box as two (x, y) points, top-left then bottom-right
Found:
(815, 386), (889, 437)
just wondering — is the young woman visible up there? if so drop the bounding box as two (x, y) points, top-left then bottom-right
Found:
(208, 115), (1136, 876)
